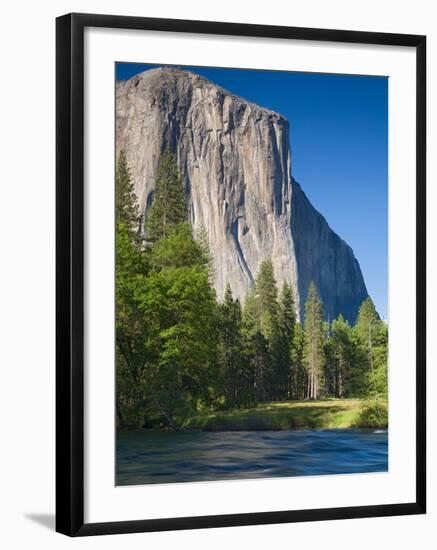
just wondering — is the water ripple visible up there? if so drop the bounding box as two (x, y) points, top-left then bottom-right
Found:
(116, 428), (388, 486)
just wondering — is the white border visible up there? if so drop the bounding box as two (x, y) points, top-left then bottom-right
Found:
(84, 27), (416, 523)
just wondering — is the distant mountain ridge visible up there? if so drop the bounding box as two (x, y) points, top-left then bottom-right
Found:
(116, 67), (368, 322)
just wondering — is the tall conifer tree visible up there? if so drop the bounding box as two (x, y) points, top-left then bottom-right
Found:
(303, 282), (325, 399)
(146, 147), (187, 242)
(116, 150), (142, 236)
(353, 297), (388, 397)
(275, 282), (297, 399)
(255, 259), (279, 342)
(291, 322), (306, 399)
(354, 297), (379, 373)
(115, 152), (149, 426)
(329, 314), (353, 398)
(242, 287), (269, 403)
(218, 285), (246, 407)
(244, 259), (280, 401)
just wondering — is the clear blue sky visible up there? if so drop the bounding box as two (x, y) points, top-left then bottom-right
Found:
(116, 63), (388, 319)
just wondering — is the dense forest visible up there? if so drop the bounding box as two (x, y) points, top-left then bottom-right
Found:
(116, 149), (388, 429)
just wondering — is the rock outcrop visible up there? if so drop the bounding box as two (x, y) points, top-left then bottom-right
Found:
(116, 67), (368, 322)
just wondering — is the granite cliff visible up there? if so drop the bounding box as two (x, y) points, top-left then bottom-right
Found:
(116, 67), (368, 322)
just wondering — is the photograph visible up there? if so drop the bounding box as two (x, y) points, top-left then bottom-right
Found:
(0, 2), (430, 545)
(115, 62), (389, 486)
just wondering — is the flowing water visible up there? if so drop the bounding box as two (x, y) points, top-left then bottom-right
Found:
(116, 428), (388, 486)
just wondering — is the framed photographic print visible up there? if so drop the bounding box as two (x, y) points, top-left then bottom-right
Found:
(56, 12), (426, 536)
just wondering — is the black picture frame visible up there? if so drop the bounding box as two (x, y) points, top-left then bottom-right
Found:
(56, 12), (426, 537)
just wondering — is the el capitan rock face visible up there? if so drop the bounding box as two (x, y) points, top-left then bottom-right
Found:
(116, 67), (368, 322)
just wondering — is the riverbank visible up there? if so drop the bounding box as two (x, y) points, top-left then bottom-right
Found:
(180, 398), (388, 431)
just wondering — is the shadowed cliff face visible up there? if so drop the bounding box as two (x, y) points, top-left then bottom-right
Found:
(290, 179), (368, 323)
(116, 67), (368, 322)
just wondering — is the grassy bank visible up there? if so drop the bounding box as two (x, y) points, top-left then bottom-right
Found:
(180, 399), (388, 431)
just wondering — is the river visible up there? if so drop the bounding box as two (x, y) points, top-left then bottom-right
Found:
(116, 428), (387, 485)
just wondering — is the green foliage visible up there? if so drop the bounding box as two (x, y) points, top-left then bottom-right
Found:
(135, 220), (219, 428)
(145, 147), (187, 242)
(255, 259), (280, 342)
(135, 257), (218, 428)
(116, 152), (388, 429)
(217, 285), (253, 408)
(274, 282), (296, 399)
(116, 150), (142, 237)
(368, 320), (388, 397)
(325, 314), (354, 398)
(195, 224), (215, 281)
(355, 397), (388, 428)
(355, 297), (380, 341)
(115, 152), (150, 427)
(182, 399), (386, 431)
(151, 223), (206, 270)
(303, 282), (325, 399)
(352, 297), (388, 398)
(279, 282), (296, 336)
(241, 260), (282, 402)
(116, 150), (219, 429)
(290, 322), (306, 399)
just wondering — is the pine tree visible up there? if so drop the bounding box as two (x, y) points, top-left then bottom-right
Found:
(251, 330), (270, 403)
(353, 297), (388, 397)
(242, 287), (266, 403)
(354, 297), (380, 374)
(218, 285), (246, 407)
(115, 152), (149, 427)
(116, 150), (142, 236)
(241, 259), (280, 401)
(303, 282), (325, 399)
(137, 154), (219, 427)
(145, 147), (187, 242)
(291, 322), (306, 399)
(275, 282), (296, 399)
(116, 150), (220, 428)
(255, 259), (279, 342)
(355, 297), (379, 371)
(279, 282), (296, 333)
(329, 314), (353, 398)
(195, 224), (215, 280)
(368, 320), (388, 397)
